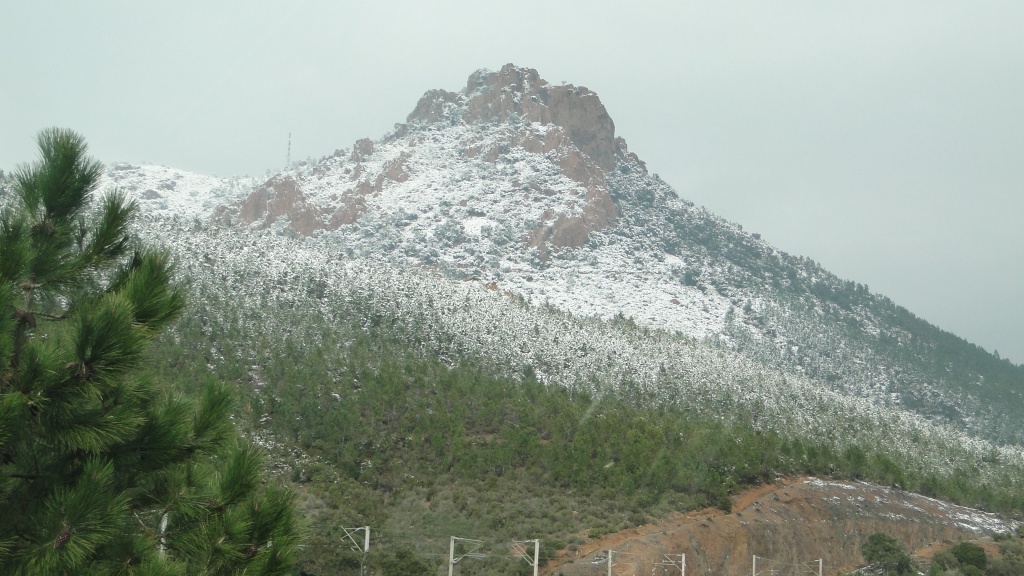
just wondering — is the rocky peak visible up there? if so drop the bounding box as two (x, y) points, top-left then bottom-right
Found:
(408, 64), (623, 172)
(223, 64), (649, 252)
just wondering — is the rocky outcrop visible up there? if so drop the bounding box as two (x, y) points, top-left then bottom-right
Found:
(215, 176), (323, 236)
(410, 64), (624, 172)
(453, 64), (634, 253)
(350, 138), (375, 162)
(450, 120), (618, 253)
(616, 136), (648, 174)
(219, 174), (376, 236)
(406, 89), (465, 125)
(409, 65), (628, 253)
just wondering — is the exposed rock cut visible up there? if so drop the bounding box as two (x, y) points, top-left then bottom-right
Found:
(545, 478), (1019, 576)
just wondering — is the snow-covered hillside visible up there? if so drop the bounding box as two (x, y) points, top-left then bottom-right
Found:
(100, 162), (256, 220)
(140, 217), (1024, 483)
(101, 64), (1024, 449)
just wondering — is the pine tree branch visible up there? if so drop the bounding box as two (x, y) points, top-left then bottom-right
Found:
(11, 527), (35, 544)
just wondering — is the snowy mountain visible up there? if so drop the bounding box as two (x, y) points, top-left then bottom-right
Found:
(98, 64), (1024, 466)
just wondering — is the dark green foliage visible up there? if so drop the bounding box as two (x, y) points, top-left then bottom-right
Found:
(950, 541), (987, 570)
(0, 129), (299, 575)
(377, 548), (434, 576)
(930, 549), (958, 573)
(860, 532), (914, 575)
(986, 538), (1024, 576)
(961, 565), (985, 576)
(929, 536), (1024, 576)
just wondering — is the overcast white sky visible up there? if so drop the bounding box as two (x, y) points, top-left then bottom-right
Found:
(3, 1), (1022, 364)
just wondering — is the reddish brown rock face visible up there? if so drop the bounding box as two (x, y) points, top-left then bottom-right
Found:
(542, 84), (617, 172)
(525, 125), (618, 254)
(325, 183), (368, 228)
(382, 152), (411, 183)
(219, 174), (373, 235)
(235, 176), (323, 236)
(436, 64), (628, 254)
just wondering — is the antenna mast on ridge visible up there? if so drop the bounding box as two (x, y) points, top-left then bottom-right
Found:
(286, 132), (291, 168)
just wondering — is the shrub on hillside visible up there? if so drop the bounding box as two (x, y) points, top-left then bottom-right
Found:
(861, 532), (914, 575)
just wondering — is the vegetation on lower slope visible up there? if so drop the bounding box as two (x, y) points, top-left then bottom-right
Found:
(928, 531), (1024, 576)
(139, 266), (1024, 574)
(842, 528), (1024, 576)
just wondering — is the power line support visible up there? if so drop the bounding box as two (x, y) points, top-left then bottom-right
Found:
(608, 549), (614, 576)
(341, 525), (370, 576)
(657, 553), (685, 576)
(536, 537), (544, 573)
(752, 554), (823, 576)
(448, 537), (455, 576)
(448, 536), (484, 576)
(448, 536), (455, 576)
(511, 539), (540, 576)
(286, 132), (291, 168)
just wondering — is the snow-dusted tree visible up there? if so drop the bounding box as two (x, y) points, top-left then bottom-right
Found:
(0, 129), (299, 575)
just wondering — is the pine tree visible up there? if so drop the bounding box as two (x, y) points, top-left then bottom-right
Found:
(0, 129), (299, 575)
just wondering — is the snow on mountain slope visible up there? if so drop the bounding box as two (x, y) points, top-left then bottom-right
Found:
(137, 217), (1024, 484)
(104, 63), (1024, 448)
(100, 162), (256, 220)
